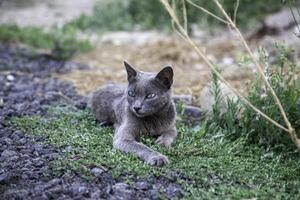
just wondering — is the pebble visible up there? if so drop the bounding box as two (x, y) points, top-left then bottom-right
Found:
(165, 183), (183, 198)
(6, 74), (15, 81)
(135, 181), (151, 190)
(0, 173), (9, 184)
(1, 149), (17, 158)
(0, 98), (3, 107)
(111, 183), (133, 200)
(0, 44), (184, 200)
(91, 167), (104, 177)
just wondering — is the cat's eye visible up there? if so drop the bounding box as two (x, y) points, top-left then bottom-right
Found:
(128, 90), (136, 97)
(146, 93), (156, 99)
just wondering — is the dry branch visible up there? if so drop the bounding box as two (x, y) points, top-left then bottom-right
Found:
(158, 0), (300, 149)
(212, 0), (300, 149)
(233, 0), (240, 24)
(185, 0), (229, 25)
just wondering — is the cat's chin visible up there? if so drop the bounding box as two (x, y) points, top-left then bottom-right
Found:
(131, 110), (149, 118)
(133, 112), (147, 118)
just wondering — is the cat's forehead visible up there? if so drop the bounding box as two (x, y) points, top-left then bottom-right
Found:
(137, 71), (156, 82)
(128, 72), (160, 92)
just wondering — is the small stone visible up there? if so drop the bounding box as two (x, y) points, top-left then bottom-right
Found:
(0, 116), (5, 123)
(45, 185), (63, 199)
(21, 173), (29, 179)
(4, 189), (29, 199)
(2, 137), (13, 145)
(33, 150), (40, 156)
(222, 56), (234, 66)
(11, 131), (22, 140)
(6, 74), (15, 81)
(112, 182), (129, 190)
(91, 189), (102, 199)
(0, 98), (3, 107)
(78, 186), (88, 194)
(33, 158), (45, 167)
(38, 194), (49, 200)
(1, 150), (17, 158)
(33, 144), (43, 151)
(18, 138), (27, 145)
(152, 183), (162, 190)
(91, 167), (104, 177)
(135, 181), (150, 190)
(8, 155), (19, 162)
(149, 189), (159, 199)
(105, 185), (112, 194)
(0, 173), (9, 184)
(68, 184), (89, 197)
(165, 183), (183, 198)
(44, 178), (61, 190)
(34, 183), (47, 194)
(111, 183), (133, 200)
(65, 145), (72, 152)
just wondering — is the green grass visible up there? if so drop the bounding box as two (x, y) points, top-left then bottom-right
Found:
(0, 25), (92, 60)
(0, 0), (286, 60)
(207, 44), (300, 150)
(65, 0), (284, 33)
(11, 106), (300, 199)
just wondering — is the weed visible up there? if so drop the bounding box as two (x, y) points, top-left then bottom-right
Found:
(0, 25), (92, 60)
(207, 44), (300, 149)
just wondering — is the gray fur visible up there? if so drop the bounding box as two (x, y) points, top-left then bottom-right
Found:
(90, 61), (177, 166)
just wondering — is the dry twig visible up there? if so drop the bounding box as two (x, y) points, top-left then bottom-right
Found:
(185, 0), (229, 25)
(158, 0), (300, 149)
(213, 0), (300, 149)
(233, 0), (240, 24)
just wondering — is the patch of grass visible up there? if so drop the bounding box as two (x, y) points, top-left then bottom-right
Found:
(66, 0), (137, 32)
(66, 0), (283, 32)
(0, 25), (53, 48)
(11, 106), (300, 199)
(0, 25), (92, 60)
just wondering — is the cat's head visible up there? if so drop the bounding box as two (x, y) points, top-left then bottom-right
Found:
(124, 61), (174, 118)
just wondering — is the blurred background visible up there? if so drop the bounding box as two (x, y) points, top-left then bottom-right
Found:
(0, 0), (299, 105)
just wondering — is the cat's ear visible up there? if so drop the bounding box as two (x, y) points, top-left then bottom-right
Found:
(124, 61), (137, 82)
(155, 66), (173, 89)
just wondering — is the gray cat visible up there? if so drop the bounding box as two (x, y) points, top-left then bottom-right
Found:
(90, 61), (177, 166)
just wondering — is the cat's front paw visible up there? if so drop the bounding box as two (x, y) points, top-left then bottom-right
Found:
(147, 154), (169, 166)
(155, 136), (173, 147)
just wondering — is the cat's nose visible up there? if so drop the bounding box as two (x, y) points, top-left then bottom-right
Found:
(134, 106), (141, 112)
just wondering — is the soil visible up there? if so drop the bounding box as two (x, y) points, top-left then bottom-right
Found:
(59, 34), (255, 105)
(0, 44), (184, 199)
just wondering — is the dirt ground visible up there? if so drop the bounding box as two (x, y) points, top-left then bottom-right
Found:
(59, 33), (254, 105)
(1, 0), (298, 106)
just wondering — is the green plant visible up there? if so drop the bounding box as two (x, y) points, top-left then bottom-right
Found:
(207, 44), (300, 149)
(66, 0), (135, 32)
(50, 28), (92, 61)
(67, 0), (283, 33)
(0, 25), (92, 60)
(0, 25), (53, 48)
(11, 105), (300, 199)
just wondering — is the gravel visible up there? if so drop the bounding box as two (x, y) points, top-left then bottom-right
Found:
(0, 44), (183, 199)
